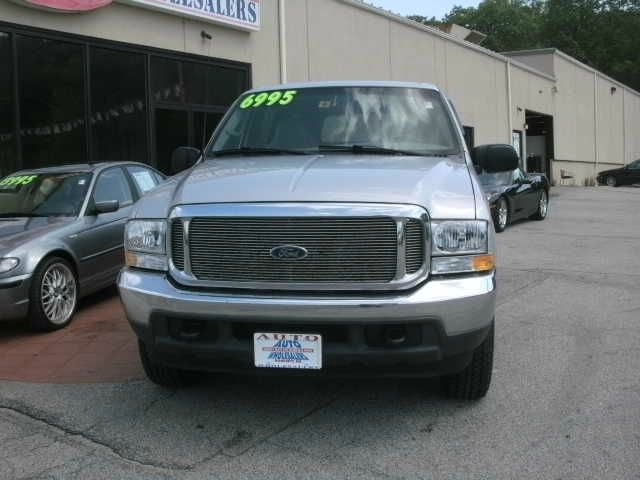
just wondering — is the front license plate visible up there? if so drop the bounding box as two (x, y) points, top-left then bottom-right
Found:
(254, 333), (323, 370)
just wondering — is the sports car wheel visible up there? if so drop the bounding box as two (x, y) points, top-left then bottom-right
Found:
(531, 190), (548, 220)
(493, 197), (509, 233)
(28, 257), (78, 332)
(606, 176), (617, 187)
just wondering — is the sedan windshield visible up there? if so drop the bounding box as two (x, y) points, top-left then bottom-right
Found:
(209, 86), (461, 157)
(0, 172), (91, 217)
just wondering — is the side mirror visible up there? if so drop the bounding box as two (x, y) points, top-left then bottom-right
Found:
(471, 144), (520, 173)
(94, 200), (120, 214)
(171, 146), (201, 175)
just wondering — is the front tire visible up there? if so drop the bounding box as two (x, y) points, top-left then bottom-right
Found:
(139, 341), (197, 388)
(606, 176), (618, 187)
(531, 190), (549, 220)
(441, 323), (494, 401)
(28, 257), (78, 332)
(493, 197), (509, 233)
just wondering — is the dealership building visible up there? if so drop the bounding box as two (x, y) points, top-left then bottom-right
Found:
(1, 0), (639, 185)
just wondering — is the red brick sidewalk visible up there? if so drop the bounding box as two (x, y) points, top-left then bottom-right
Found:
(0, 287), (144, 383)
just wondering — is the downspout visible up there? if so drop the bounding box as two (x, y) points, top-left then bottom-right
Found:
(506, 60), (516, 165)
(594, 71), (599, 185)
(279, 0), (287, 84)
(622, 88), (627, 166)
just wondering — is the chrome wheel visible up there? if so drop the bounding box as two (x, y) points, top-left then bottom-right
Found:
(497, 199), (508, 229)
(606, 176), (617, 187)
(40, 263), (77, 326)
(539, 191), (548, 218)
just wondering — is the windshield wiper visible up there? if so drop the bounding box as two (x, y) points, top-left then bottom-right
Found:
(318, 144), (425, 156)
(0, 213), (49, 218)
(210, 147), (310, 158)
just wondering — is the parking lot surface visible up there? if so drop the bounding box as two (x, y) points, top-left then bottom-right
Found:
(0, 186), (639, 480)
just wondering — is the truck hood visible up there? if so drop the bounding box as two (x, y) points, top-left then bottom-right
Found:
(136, 155), (477, 220)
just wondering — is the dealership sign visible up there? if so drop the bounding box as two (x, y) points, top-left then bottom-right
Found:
(11, 0), (261, 31)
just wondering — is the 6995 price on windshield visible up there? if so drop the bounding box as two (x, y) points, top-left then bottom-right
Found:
(240, 90), (298, 109)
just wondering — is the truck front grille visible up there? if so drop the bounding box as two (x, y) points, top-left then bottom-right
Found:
(187, 217), (397, 283)
(169, 204), (428, 291)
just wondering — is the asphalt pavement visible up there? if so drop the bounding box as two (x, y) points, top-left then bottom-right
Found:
(1, 186), (639, 480)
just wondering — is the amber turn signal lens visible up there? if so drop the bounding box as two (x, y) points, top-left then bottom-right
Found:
(472, 254), (496, 272)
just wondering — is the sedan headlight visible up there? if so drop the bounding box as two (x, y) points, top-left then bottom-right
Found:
(124, 220), (168, 271)
(0, 258), (19, 274)
(430, 220), (495, 275)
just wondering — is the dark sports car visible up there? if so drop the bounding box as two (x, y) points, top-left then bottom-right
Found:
(478, 167), (550, 232)
(597, 159), (640, 187)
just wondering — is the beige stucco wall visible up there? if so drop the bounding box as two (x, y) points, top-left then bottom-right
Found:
(510, 63), (555, 124)
(516, 51), (640, 185)
(553, 54), (597, 174)
(624, 89), (640, 165)
(0, 0), (283, 87)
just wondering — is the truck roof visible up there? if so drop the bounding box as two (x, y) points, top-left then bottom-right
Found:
(247, 80), (441, 94)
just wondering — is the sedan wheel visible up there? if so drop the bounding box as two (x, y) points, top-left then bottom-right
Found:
(606, 176), (617, 187)
(29, 257), (78, 331)
(494, 197), (509, 233)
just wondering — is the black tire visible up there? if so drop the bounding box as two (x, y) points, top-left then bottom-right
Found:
(492, 197), (509, 233)
(606, 176), (618, 187)
(28, 256), (78, 332)
(138, 340), (197, 388)
(441, 323), (494, 401)
(530, 189), (549, 221)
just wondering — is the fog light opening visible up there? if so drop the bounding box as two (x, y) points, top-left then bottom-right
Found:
(385, 327), (407, 346)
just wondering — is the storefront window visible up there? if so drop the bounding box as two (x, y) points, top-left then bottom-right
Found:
(183, 63), (246, 106)
(17, 36), (86, 169)
(0, 32), (15, 177)
(90, 47), (147, 163)
(151, 57), (246, 107)
(151, 57), (185, 103)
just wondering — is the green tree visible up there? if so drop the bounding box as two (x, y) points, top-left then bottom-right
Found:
(443, 0), (545, 52)
(409, 0), (640, 90)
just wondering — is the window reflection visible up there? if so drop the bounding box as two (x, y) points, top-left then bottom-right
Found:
(90, 47), (147, 163)
(0, 32), (15, 177)
(18, 36), (86, 169)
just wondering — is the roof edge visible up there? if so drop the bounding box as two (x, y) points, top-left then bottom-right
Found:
(505, 48), (640, 97)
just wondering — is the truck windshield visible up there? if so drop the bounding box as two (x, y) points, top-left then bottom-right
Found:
(0, 172), (91, 218)
(208, 86), (461, 157)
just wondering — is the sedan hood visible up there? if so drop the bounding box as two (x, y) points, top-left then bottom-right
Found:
(137, 155), (477, 219)
(0, 217), (74, 252)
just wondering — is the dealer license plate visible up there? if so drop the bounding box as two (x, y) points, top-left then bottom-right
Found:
(254, 333), (323, 370)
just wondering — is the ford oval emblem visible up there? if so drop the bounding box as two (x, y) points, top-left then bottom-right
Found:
(270, 245), (308, 261)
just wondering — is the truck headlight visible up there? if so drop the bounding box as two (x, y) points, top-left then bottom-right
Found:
(124, 220), (168, 271)
(430, 220), (495, 275)
(0, 258), (19, 274)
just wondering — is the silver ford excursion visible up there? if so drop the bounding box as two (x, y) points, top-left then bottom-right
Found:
(118, 81), (519, 400)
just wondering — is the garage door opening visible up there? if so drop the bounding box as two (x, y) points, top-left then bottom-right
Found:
(525, 110), (554, 182)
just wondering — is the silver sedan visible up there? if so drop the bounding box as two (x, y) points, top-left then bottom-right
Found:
(0, 162), (165, 331)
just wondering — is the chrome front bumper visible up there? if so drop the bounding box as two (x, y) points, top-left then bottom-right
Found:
(0, 274), (32, 321)
(118, 269), (496, 338)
